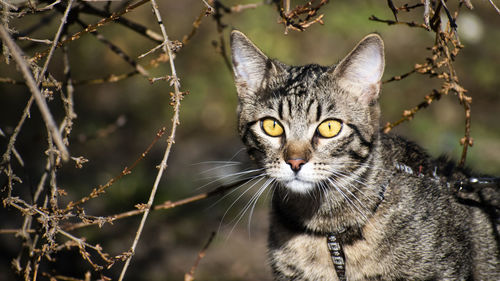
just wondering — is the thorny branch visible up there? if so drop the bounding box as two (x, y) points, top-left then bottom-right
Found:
(376, 0), (474, 167)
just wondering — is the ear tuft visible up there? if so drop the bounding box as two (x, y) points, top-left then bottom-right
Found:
(230, 30), (279, 97)
(332, 34), (385, 104)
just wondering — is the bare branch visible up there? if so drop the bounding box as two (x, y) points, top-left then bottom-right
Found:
(118, 0), (184, 278)
(0, 25), (69, 161)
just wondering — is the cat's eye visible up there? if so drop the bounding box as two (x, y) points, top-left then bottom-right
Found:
(317, 119), (342, 138)
(261, 118), (284, 137)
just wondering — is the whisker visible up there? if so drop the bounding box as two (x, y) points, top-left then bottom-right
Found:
(242, 178), (275, 236)
(233, 178), (271, 226)
(327, 178), (369, 221)
(196, 162), (243, 175)
(329, 170), (377, 205)
(229, 147), (248, 161)
(195, 167), (265, 190)
(208, 174), (266, 211)
(220, 176), (267, 234)
(192, 160), (242, 165)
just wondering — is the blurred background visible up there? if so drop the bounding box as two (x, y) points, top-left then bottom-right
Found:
(1, 0), (499, 280)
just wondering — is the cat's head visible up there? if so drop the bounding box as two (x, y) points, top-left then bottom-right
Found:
(230, 31), (384, 194)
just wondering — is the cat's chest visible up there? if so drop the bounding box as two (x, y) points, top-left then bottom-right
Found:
(269, 224), (389, 281)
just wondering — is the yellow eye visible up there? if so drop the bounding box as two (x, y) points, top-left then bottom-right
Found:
(261, 118), (284, 137)
(317, 119), (342, 138)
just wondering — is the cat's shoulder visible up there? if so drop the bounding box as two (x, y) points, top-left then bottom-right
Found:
(379, 132), (473, 179)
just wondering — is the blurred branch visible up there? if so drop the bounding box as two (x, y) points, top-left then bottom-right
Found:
(75, 19), (150, 77)
(369, 15), (427, 29)
(184, 231), (216, 281)
(78, 1), (163, 43)
(487, 0), (500, 14)
(182, 6), (213, 45)
(387, 0), (399, 21)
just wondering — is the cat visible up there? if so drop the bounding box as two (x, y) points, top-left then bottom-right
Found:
(229, 30), (500, 281)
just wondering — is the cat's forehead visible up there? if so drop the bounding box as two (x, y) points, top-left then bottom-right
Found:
(256, 63), (332, 102)
(259, 64), (345, 108)
(278, 64), (330, 96)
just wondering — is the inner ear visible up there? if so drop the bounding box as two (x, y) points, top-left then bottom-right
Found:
(331, 34), (385, 104)
(230, 30), (282, 97)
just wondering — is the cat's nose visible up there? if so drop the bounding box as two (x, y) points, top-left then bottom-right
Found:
(286, 159), (306, 172)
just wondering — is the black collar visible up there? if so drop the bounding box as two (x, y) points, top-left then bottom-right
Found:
(326, 181), (388, 281)
(327, 232), (347, 281)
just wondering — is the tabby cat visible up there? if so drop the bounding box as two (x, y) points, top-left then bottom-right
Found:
(229, 30), (500, 280)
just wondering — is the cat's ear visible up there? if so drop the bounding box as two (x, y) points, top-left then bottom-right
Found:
(331, 34), (385, 104)
(230, 30), (281, 97)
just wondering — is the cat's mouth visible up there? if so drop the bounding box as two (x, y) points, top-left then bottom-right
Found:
(283, 178), (315, 194)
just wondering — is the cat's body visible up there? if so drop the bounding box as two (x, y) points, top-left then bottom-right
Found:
(230, 30), (500, 280)
(270, 133), (499, 280)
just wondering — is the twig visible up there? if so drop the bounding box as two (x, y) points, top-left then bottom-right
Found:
(61, 34), (77, 144)
(0, 25), (69, 161)
(369, 15), (428, 29)
(0, 0), (18, 10)
(487, 0), (500, 14)
(138, 42), (166, 59)
(201, 0), (214, 11)
(230, 3), (262, 13)
(33, 0), (61, 13)
(383, 89), (443, 133)
(387, 0), (399, 21)
(459, 95), (472, 167)
(424, 0), (431, 29)
(36, 0), (74, 86)
(182, 6), (211, 45)
(211, 1), (233, 74)
(62, 178), (249, 232)
(184, 232), (216, 281)
(78, 1), (164, 43)
(0, 128), (24, 167)
(65, 127), (166, 212)
(383, 69), (416, 84)
(439, 0), (457, 31)
(17, 36), (53, 44)
(273, 0), (328, 32)
(30, 0), (151, 64)
(118, 0), (184, 278)
(76, 19), (149, 77)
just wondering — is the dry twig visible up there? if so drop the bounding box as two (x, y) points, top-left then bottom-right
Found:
(117, 0), (184, 279)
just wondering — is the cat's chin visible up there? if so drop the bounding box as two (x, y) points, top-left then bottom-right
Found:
(283, 179), (315, 194)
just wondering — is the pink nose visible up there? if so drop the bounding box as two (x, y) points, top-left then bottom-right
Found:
(286, 159), (306, 172)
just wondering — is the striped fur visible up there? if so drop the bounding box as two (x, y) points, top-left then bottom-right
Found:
(230, 30), (500, 280)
